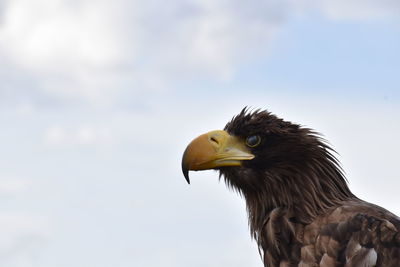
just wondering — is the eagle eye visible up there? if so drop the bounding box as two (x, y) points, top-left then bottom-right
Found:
(245, 135), (261, 147)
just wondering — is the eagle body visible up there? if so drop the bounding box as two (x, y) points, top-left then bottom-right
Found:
(257, 200), (400, 266)
(182, 108), (400, 266)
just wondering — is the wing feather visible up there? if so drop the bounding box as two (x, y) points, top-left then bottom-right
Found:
(301, 202), (400, 266)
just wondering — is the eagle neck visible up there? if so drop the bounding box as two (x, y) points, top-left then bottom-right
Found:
(242, 160), (356, 241)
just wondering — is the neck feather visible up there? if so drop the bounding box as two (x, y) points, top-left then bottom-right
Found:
(221, 150), (356, 241)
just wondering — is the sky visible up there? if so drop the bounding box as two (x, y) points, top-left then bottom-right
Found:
(0, 0), (399, 266)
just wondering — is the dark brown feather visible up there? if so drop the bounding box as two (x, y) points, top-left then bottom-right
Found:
(218, 108), (400, 266)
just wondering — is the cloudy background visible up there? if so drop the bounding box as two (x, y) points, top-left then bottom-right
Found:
(0, 0), (399, 266)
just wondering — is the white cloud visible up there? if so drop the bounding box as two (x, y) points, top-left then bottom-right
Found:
(0, 213), (51, 266)
(43, 124), (115, 147)
(1, 0), (124, 70)
(290, 0), (400, 20)
(318, 0), (400, 20)
(0, 0), (127, 103)
(0, 0), (398, 105)
(0, 0), (283, 103)
(0, 179), (30, 195)
(43, 126), (67, 146)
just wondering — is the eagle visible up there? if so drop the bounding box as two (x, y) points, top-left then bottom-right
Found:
(181, 108), (400, 267)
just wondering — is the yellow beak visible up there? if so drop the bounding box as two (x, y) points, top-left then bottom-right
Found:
(181, 130), (255, 184)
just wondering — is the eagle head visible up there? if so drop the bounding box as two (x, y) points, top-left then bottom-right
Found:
(182, 108), (353, 221)
(182, 108), (333, 187)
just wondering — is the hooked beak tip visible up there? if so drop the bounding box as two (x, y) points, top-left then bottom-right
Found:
(182, 168), (190, 184)
(182, 155), (191, 184)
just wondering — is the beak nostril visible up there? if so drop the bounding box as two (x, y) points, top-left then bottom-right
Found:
(210, 136), (219, 145)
